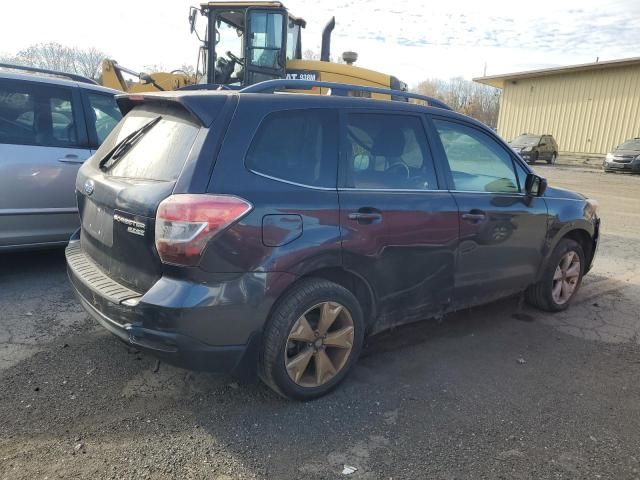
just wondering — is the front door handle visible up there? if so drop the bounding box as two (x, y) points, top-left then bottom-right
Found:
(461, 210), (487, 222)
(348, 208), (382, 224)
(58, 154), (84, 164)
(348, 212), (382, 220)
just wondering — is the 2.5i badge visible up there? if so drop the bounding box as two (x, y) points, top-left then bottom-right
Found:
(113, 212), (146, 237)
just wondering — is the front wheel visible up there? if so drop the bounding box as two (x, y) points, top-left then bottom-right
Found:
(526, 238), (585, 312)
(259, 278), (365, 400)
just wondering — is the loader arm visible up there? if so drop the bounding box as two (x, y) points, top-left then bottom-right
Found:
(100, 59), (196, 93)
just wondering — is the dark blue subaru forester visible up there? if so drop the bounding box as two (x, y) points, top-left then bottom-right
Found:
(66, 80), (600, 400)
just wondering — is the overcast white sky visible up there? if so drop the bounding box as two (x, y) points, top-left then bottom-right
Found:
(1, 0), (638, 86)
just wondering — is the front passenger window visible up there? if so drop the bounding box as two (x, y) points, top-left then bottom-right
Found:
(433, 119), (519, 193)
(50, 94), (77, 145)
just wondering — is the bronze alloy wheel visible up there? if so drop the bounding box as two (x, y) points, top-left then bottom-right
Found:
(284, 301), (355, 388)
(552, 251), (581, 305)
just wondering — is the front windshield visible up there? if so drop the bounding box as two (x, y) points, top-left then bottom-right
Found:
(618, 139), (640, 151)
(214, 12), (244, 83)
(512, 135), (541, 146)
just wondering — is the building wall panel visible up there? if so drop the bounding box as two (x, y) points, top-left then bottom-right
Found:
(496, 64), (640, 155)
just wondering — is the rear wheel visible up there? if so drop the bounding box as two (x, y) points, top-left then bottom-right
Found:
(259, 278), (364, 400)
(526, 238), (585, 312)
(547, 152), (557, 165)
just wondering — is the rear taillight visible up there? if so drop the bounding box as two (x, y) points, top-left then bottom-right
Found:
(155, 194), (252, 266)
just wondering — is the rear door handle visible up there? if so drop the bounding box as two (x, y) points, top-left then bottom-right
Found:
(58, 154), (84, 164)
(461, 210), (487, 222)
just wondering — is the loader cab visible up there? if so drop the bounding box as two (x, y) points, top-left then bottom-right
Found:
(194, 2), (304, 87)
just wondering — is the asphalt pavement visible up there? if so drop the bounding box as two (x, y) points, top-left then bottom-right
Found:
(1, 165), (639, 480)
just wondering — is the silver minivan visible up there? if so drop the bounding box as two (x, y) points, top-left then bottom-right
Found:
(0, 66), (121, 250)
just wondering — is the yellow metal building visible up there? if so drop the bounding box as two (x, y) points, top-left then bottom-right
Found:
(474, 57), (640, 156)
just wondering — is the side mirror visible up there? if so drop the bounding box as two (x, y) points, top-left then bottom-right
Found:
(189, 7), (197, 33)
(525, 173), (547, 197)
(189, 6), (203, 38)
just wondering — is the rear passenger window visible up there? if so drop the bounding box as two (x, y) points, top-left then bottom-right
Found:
(246, 109), (337, 188)
(345, 113), (437, 190)
(0, 82), (35, 145)
(0, 80), (78, 147)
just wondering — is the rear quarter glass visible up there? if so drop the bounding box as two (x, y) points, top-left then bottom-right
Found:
(94, 103), (200, 182)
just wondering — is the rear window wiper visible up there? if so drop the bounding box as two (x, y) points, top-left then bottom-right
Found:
(99, 116), (162, 171)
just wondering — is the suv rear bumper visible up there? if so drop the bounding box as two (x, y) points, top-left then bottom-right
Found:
(65, 238), (287, 377)
(73, 287), (256, 372)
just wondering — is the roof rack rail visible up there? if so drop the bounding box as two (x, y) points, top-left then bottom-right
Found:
(240, 79), (452, 110)
(0, 63), (98, 85)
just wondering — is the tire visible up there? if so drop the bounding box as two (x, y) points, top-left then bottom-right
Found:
(530, 151), (539, 164)
(526, 238), (585, 312)
(259, 278), (365, 400)
(547, 152), (557, 165)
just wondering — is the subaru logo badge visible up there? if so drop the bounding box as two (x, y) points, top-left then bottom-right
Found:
(84, 180), (95, 196)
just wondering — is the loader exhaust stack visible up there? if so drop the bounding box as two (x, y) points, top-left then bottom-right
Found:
(320, 17), (336, 62)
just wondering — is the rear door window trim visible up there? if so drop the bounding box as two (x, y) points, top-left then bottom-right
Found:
(337, 108), (444, 191)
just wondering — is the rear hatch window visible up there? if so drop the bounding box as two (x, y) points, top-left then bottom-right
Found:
(95, 103), (200, 181)
(78, 102), (203, 291)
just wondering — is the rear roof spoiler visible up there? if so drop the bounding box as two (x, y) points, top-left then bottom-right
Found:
(115, 92), (230, 127)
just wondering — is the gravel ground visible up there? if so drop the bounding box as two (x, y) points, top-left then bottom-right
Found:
(1, 166), (639, 480)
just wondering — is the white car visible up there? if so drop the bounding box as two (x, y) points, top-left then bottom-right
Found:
(0, 64), (122, 250)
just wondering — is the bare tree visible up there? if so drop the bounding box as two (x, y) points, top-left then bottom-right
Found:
(178, 64), (196, 76)
(302, 48), (345, 64)
(72, 47), (106, 79)
(303, 49), (320, 61)
(413, 77), (500, 128)
(1, 42), (108, 81)
(142, 63), (167, 74)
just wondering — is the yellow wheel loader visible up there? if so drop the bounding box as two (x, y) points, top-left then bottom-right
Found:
(100, 59), (196, 92)
(102, 1), (406, 96)
(190, 1), (407, 96)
